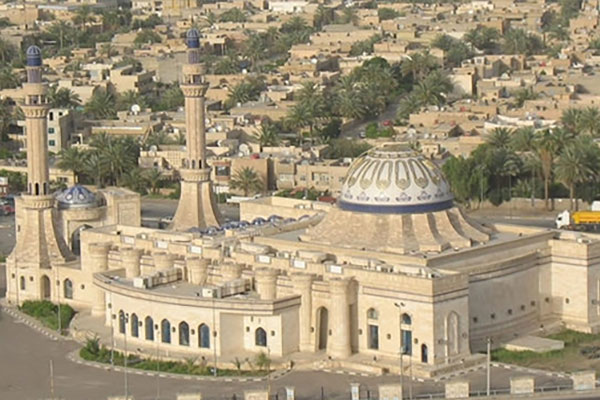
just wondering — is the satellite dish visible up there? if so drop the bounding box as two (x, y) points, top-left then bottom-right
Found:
(131, 104), (141, 114)
(149, 145), (158, 152)
(239, 143), (251, 156)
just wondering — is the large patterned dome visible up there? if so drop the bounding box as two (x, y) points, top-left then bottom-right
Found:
(339, 144), (453, 214)
(57, 185), (98, 209)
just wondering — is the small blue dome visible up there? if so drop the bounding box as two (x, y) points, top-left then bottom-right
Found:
(26, 46), (42, 67)
(186, 29), (200, 49)
(56, 185), (98, 209)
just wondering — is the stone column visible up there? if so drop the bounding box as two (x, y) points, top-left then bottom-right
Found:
(221, 263), (242, 282)
(254, 268), (279, 300)
(187, 256), (209, 285)
(328, 278), (352, 358)
(291, 273), (314, 352)
(121, 247), (142, 279)
(88, 242), (111, 317)
(153, 252), (175, 271)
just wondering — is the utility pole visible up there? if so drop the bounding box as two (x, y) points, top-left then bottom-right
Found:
(486, 337), (491, 396)
(409, 354), (413, 400)
(124, 313), (129, 399)
(155, 325), (160, 400)
(110, 312), (115, 368)
(394, 301), (405, 397)
(56, 268), (61, 335)
(49, 360), (55, 399)
(212, 297), (217, 377)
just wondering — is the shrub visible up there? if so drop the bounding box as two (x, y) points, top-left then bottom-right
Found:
(20, 300), (75, 333)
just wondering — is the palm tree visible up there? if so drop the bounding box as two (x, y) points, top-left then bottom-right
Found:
(556, 144), (593, 210)
(46, 21), (72, 51)
(561, 107), (581, 134)
(486, 128), (513, 150)
(225, 82), (253, 109)
(84, 87), (117, 119)
(401, 51), (438, 81)
(118, 90), (147, 112)
(144, 168), (163, 194)
(411, 71), (453, 107)
(0, 37), (17, 64)
(513, 87), (538, 108)
(281, 16), (309, 33)
(255, 123), (279, 148)
(334, 76), (367, 120)
(121, 167), (146, 194)
(72, 5), (95, 30)
(510, 127), (535, 152)
(0, 98), (14, 141)
(229, 167), (263, 196)
(82, 150), (106, 187)
(578, 106), (600, 136)
(0, 68), (20, 89)
(57, 147), (86, 182)
(535, 129), (560, 210)
(48, 87), (81, 108)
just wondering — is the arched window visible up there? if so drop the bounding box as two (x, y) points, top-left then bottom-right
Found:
(367, 308), (378, 320)
(255, 327), (267, 347)
(145, 316), (154, 341)
(401, 313), (412, 325)
(131, 314), (139, 338)
(19, 276), (25, 290)
(179, 322), (190, 346)
(421, 344), (428, 364)
(63, 279), (73, 299)
(71, 225), (91, 256)
(199, 324), (210, 348)
(118, 310), (126, 334)
(161, 319), (171, 343)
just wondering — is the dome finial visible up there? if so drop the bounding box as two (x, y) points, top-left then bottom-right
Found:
(186, 29), (200, 49)
(26, 45), (42, 67)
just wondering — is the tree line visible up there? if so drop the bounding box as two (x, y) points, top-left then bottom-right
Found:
(443, 107), (600, 211)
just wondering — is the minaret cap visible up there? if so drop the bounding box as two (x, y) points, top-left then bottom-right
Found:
(26, 45), (42, 67)
(186, 29), (200, 49)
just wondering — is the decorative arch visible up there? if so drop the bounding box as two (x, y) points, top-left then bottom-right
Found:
(255, 327), (267, 347)
(198, 324), (210, 348)
(145, 316), (154, 341)
(19, 276), (25, 291)
(118, 310), (126, 334)
(401, 313), (412, 325)
(63, 278), (73, 299)
(367, 308), (379, 320)
(41, 275), (51, 299)
(161, 319), (171, 343)
(179, 321), (190, 346)
(71, 224), (92, 256)
(131, 314), (139, 338)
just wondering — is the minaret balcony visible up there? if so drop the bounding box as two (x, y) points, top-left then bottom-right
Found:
(181, 84), (208, 98)
(22, 105), (49, 118)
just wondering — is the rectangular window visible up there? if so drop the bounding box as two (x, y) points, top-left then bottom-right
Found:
(401, 329), (412, 355)
(48, 140), (56, 146)
(48, 128), (55, 134)
(368, 324), (379, 350)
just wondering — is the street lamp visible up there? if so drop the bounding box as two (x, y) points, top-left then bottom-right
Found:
(394, 302), (406, 397)
(124, 312), (129, 399)
(212, 297), (218, 377)
(486, 337), (492, 397)
(155, 324), (160, 400)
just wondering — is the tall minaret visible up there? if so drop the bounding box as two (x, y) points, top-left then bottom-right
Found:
(6, 46), (72, 305)
(171, 30), (222, 230)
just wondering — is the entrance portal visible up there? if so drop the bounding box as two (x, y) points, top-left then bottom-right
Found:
(317, 307), (329, 350)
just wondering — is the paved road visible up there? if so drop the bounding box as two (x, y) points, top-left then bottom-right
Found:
(0, 307), (575, 400)
(0, 214), (15, 257)
(340, 103), (400, 139)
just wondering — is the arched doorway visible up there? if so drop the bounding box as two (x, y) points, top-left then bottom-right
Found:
(71, 225), (92, 256)
(41, 275), (51, 299)
(316, 307), (329, 351)
(421, 344), (428, 364)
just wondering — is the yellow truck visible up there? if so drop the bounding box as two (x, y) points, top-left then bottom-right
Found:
(556, 210), (600, 230)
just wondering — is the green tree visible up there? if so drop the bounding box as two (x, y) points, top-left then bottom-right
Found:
(218, 8), (247, 23)
(0, 68), (20, 89)
(502, 29), (544, 55)
(401, 51), (438, 81)
(134, 30), (162, 45)
(486, 128), (513, 150)
(431, 34), (472, 67)
(72, 5), (94, 30)
(0, 37), (17, 64)
(513, 87), (538, 108)
(48, 87), (81, 108)
(57, 147), (87, 182)
(255, 122), (280, 148)
(556, 140), (593, 210)
(229, 167), (263, 196)
(378, 8), (401, 21)
(144, 168), (164, 194)
(84, 87), (117, 119)
(578, 106), (600, 136)
(464, 26), (500, 52)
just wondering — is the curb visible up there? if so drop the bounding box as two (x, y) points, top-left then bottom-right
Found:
(67, 348), (292, 383)
(1, 304), (68, 342)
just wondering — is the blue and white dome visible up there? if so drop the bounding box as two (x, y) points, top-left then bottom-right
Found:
(339, 144), (453, 214)
(26, 45), (42, 67)
(57, 185), (98, 209)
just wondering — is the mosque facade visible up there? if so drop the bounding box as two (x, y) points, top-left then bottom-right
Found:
(6, 34), (600, 376)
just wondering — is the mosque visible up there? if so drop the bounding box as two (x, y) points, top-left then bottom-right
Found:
(6, 32), (600, 376)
